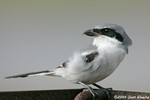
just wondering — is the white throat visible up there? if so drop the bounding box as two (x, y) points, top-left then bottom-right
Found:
(93, 36), (122, 49)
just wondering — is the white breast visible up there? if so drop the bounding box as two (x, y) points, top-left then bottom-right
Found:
(83, 36), (127, 84)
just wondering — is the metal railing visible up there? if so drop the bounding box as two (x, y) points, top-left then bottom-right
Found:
(0, 89), (149, 100)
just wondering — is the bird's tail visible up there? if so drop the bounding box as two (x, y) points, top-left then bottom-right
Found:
(5, 70), (56, 79)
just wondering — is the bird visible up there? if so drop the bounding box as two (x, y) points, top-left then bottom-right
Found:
(5, 23), (132, 99)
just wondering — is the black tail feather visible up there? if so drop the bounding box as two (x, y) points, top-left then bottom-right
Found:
(5, 70), (51, 79)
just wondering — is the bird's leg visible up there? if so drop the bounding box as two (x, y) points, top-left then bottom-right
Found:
(92, 83), (104, 89)
(92, 83), (112, 90)
(92, 83), (112, 99)
(78, 82), (97, 100)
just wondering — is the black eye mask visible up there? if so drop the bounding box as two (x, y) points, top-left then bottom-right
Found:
(100, 28), (124, 42)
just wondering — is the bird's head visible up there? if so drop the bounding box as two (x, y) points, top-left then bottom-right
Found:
(83, 23), (132, 47)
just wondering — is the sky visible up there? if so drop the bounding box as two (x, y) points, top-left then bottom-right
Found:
(0, 0), (150, 92)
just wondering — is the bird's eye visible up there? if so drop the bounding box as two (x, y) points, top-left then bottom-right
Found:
(103, 28), (109, 33)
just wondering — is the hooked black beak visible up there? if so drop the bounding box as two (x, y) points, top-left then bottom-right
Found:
(83, 29), (100, 37)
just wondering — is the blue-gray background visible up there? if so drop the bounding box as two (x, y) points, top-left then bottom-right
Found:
(0, 0), (150, 92)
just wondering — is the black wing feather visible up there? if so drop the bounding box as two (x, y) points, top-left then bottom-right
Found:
(84, 52), (99, 63)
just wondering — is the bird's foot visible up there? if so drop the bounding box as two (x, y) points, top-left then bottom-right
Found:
(92, 84), (112, 100)
(78, 82), (98, 100)
(107, 87), (113, 91)
(101, 88), (111, 100)
(83, 88), (97, 100)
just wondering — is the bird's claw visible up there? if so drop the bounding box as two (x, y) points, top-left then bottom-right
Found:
(101, 88), (111, 100)
(83, 88), (97, 100)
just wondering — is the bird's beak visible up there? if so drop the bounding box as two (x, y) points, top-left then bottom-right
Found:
(83, 29), (100, 37)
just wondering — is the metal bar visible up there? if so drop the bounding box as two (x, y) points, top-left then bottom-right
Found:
(0, 89), (149, 100)
(0, 89), (82, 100)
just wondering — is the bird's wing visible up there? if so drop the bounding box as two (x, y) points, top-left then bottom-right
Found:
(5, 70), (54, 79)
(81, 45), (99, 63)
(57, 51), (99, 68)
(83, 51), (99, 63)
(57, 45), (98, 69)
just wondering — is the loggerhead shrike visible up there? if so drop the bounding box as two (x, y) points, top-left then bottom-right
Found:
(5, 23), (132, 99)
